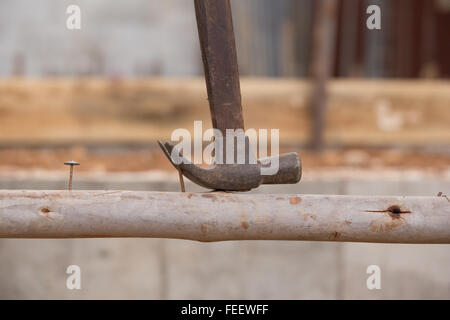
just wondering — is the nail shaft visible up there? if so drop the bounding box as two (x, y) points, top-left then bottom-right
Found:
(178, 168), (186, 193)
(68, 166), (74, 191)
(64, 160), (80, 191)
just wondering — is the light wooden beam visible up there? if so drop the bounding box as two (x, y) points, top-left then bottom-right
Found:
(0, 190), (449, 243)
(1, 78), (449, 147)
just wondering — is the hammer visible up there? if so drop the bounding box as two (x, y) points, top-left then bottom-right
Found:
(158, 0), (301, 191)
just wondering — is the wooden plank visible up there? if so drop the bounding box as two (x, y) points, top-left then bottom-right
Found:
(0, 78), (449, 147)
(0, 190), (448, 243)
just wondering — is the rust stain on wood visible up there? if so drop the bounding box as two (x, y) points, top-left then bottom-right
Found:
(365, 204), (410, 232)
(329, 231), (341, 240)
(289, 197), (302, 205)
(370, 217), (404, 233)
(39, 207), (53, 219)
(364, 204), (411, 220)
(343, 220), (352, 225)
(0, 192), (62, 200)
(303, 214), (316, 221)
(121, 195), (143, 200)
(201, 194), (218, 202)
(93, 191), (122, 197)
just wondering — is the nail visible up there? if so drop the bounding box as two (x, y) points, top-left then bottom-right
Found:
(64, 160), (80, 191)
(177, 168), (186, 193)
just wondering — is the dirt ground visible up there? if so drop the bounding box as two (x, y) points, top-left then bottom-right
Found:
(0, 146), (448, 174)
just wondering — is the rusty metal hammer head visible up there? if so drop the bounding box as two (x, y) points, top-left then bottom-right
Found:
(158, 139), (301, 191)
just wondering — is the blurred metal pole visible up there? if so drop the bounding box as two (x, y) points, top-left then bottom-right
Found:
(0, 190), (449, 243)
(309, 0), (338, 150)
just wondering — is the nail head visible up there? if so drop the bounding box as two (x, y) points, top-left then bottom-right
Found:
(64, 160), (80, 166)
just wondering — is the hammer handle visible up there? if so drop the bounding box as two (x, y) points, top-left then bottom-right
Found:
(194, 0), (244, 135)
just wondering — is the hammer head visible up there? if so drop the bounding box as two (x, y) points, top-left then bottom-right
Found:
(158, 138), (301, 191)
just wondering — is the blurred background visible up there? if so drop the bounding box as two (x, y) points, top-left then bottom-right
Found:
(0, 0), (449, 299)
